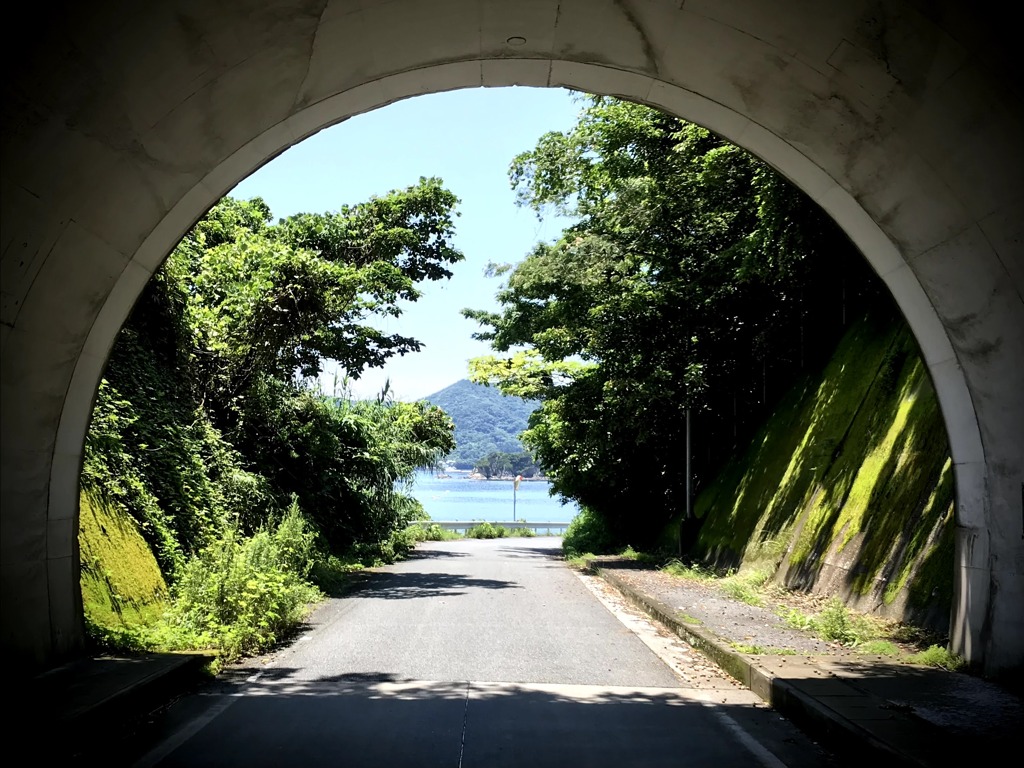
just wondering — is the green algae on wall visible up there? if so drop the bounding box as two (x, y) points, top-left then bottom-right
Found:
(79, 490), (169, 632)
(680, 308), (954, 628)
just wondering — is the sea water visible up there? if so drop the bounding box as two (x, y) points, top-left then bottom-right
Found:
(409, 470), (580, 523)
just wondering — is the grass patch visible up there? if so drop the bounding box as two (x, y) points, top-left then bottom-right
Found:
(719, 566), (773, 607)
(419, 523), (463, 541)
(662, 558), (773, 606)
(617, 545), (660, 564)
(467, 522), (502, 539)
(780, 598), (880, 647)
(780, 606), (816, 633)
(907, 644), (965, 671)
(464, 522), (537, 539)
(778, 600), (962, 668)
(731, 643), (797, 655)
(565, 552), (597, 570)
(661, 559), (715, 580)
(857, 640), (903, 657)
(562, 507), (617, 558)
(677, 613), (702, 625)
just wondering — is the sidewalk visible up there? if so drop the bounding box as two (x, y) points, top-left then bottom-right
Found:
(588, 557), (1023, 767)
(10, 650), (215, 762)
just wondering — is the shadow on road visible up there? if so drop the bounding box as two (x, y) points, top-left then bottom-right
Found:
(115, 669), (848, 768)
(346, 570), (523, 600)
(497, 544), (565, 561)
(402, 548), (470, 560)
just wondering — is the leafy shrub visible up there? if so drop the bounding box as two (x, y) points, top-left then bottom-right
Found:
(342, 524), (430, 568)
(782, 598), (877, 647)
(661, 559), (714, 580)
(858, 640), (903, 657)
(731, 643), (797, 655)
(719, 566), (773, 606)
(562, 507), (617, 557)
(84, 615), (156, 655)
(467, 522), (507, 539)
(309, 553), (365, 594)
(163, 504), (322, 662)
(815, 597), (875, 645)
(422, 523), (460, 541)
(781, 607), (816, 633)
(907, 644), (965, 671)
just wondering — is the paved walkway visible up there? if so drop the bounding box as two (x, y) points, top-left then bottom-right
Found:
(590, 558), (1023, 767)
(11, 545), (1022, 767)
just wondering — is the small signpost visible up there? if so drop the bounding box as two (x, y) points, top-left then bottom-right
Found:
(513, 474), (523, 521)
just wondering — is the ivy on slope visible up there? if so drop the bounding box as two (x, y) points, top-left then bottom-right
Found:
(79, 490), (170, 641)
(683, 304), (954, 628)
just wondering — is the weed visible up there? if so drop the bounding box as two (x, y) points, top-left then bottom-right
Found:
(781, 598), (878, 647)
(309, 554), (364, 594)
(721, 580), (763, 606)
(466, 522), (507, 539)
(422, 523), (461, 541)
(815, 598), (859, 643)
(731, 643), (797, 655)
(780, 607), (816, 633)
(661, 559), (714, 580)
(719, 566), (773, 606)
(815, 598), (878, 645)
(562, 507), (617, 557)
(907, 644), (965, 671)
(162, 503), (324, 662)
(566, 552), (597, 570)
(857, 640), (903, 657)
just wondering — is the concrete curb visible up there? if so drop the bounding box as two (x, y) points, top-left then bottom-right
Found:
(16, 651), (216, 760)
(591, 565), (928, 767)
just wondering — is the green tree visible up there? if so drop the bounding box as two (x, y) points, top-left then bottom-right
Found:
(464, 96), (878, 547)
(85, 179), (464, 571)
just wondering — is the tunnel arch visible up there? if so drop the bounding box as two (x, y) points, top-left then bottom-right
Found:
(2, 1), (1021, 676)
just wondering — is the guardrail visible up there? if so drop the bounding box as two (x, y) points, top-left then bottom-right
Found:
(411, 520), (570, 535)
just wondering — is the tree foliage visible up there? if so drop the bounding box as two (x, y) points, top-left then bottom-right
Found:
(464, 96), (882, 547)
(83, 178), (463, 578)
(474, 450), (539, 479)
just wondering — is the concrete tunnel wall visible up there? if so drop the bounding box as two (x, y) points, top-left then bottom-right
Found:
(2, 0), (1022, 676)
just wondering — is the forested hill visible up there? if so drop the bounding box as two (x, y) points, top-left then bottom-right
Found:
(424, 379), (538, 467)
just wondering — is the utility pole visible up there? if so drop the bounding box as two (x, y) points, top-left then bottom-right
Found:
(686, 406), (692, 523)
(679, 405), (693, 558)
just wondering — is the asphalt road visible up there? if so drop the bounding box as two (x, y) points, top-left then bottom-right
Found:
(123, 538), (844, 767)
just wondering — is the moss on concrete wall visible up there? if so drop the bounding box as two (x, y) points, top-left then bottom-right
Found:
(678, 308), (954, 630)
(79, 490), (169, 632)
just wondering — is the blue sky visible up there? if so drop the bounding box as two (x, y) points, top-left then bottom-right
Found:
(229, 86), (582, 401)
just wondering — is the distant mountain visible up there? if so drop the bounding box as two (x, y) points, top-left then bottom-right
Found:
(424, 379), (539, 467)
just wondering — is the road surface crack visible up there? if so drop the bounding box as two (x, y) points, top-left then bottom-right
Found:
(457, 680), (470, 768)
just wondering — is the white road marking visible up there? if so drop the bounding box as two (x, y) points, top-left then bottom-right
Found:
(572, 567), (790, 768)
(132, 693), (242, 768)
